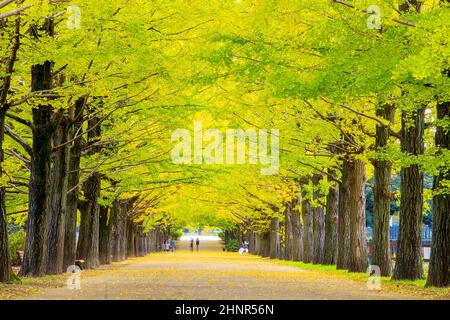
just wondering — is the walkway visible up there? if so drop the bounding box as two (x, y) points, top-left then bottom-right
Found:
(25, 239), (425, 300)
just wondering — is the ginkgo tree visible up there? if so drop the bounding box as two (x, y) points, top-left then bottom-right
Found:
(0, 0), (448, 289)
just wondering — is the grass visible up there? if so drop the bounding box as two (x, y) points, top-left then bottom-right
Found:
(0, 274), (67, 300)
(276, 260), (450, 300)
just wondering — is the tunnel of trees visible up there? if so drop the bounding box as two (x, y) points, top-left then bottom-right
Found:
(0, 0), (449, 288)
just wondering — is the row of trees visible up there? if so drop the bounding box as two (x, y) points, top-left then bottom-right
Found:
(183, 0), (449, 287)
(0, 0), (196, 282)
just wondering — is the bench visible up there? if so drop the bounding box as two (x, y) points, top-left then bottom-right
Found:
(74, 260), (85, 270)
(16, 250), (24, 267)
(16, 250), (85, 271)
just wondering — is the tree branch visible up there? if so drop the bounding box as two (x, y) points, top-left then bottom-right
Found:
(5, 125), (32, 155)
(5, 113), (33, 128)
(0, 4), (32, 20)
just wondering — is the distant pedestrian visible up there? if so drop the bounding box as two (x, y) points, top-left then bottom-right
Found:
(170, 239), (176, 252)
(164, 240), (170, 252)
(190, 238), (194, 251)
(239, 240), (249, 254)
(196, 237), (200, 251)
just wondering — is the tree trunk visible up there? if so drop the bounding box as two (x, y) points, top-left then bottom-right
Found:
(20, 19), (55, 278)
(337, 159), (351, 270)
(312, 175), (325, 264)
(99, 205), (111, 265)
(21, 104), (53, 277)
(146, 235), (151, 255)
(140, 229), (146, 256)
(153, 229), (158, 252)
(301, 182), (313, 263)
(142, 231), (147, 256)
(348, 158), (368, 272)
(148, 230), (155, 253)
(127, 221), (136, 258)
(372, 105), (395, 276)
(112, 200), (128, 261)
(254, 232), (261, 255)
(269, 217), (280, 259)
(44, 114), (70, 275)
(155, 227), (162, 252)
(76, 201), (90, 260)
(260, 231), (271, 257)
(324, 180), (338, 265)
(284, 202), (294, 260)
(0, 109), (11, 282)
(393, 109), (425, 280)
(426, 102), (450, 287)
(63, 97), (85, 271)
(83, 173), (101, 268)
(110, 200), (121, 262)
(80, 110), (102, 269)
(119, 202), (128, 261)
(0, 16), (21, 283)
(291, 191), (303, 261)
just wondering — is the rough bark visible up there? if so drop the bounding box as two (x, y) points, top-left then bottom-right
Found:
(301, 181), (313, 263)
(44, 114), (70, 275)
(348, 158), (368, 272)
(76, 201), (89, 260)
(139, 228), (146, 256)
(312, 174), (325, 264)
(83, 173), (101, 268)
(155, 227), (162, 252)
(153, 229), (158, 252)
(337, 158), (351, 270)
(291, 190), (303, 261)
(80, 111), (102, 269)
(0, 109), (10, 282)
(426, 102), (450, 287)
(99, 205), (111, 265)
(110, 200), (121, 262)
(284, 202), (294, 260)
(21, 65), (54, 276)
(148, 230), (156, 253)
(0, 18), (21, 283)
(269, 217), (280, 259)
(260, 231), (271, 257)
(119, 203), (128, 261)
(254, 232), (262, 255)
(110, 199), (128, 261)
(247, 228), (256, 254)
(371, 105), (395, 276)
(127, 221), (136, 258)
(20, 18), (56, 278)
(63, 97), (85, 271)
(324, 179), (339, 265)
(393, 109), (425, 280)
(145, 233), (152, 254)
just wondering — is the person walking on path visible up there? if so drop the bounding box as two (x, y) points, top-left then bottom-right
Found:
(170, 239), (176, 252)
(190, 238), (194, 251)
(196, 237), (200, 251)
(164, 240), (170, 252)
